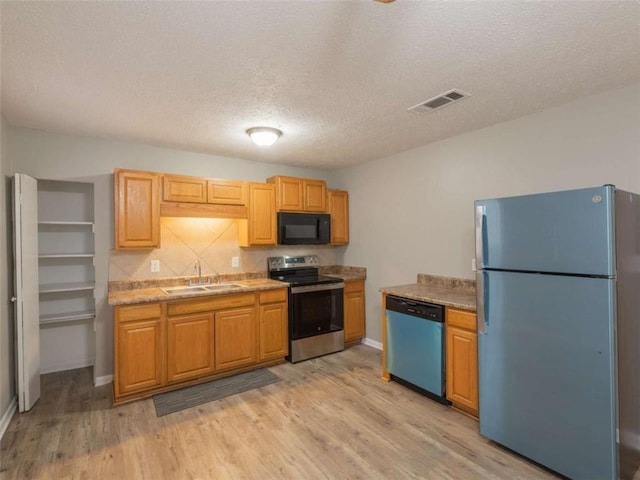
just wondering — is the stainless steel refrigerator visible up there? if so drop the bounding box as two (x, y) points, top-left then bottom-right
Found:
(474, 186), (639, 480)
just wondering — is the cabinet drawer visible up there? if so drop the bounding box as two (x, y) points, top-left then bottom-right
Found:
(344, 280), (364, 294)
(117, 303), (162, 323)
(447, 308), (476, 331)
(168, 293), (255, 316)
(259, 289), (287, 304)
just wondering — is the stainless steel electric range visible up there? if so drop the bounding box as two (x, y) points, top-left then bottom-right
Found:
(267, 255), (344, 363)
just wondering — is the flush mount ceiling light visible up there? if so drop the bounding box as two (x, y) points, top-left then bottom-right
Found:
(246, 127), (282, 147)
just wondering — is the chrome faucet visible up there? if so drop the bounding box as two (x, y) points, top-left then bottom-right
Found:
(190, 260), (212, 286)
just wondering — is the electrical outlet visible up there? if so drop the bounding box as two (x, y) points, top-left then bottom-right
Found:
(151, 260), (160, 273)
(231, 256), (240, 268)
(471, 258), (476, 272)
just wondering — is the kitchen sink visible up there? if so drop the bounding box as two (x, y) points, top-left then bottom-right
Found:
(161, 284), (243, 295)
(203, 284), (243, 291)
(161, 285), (209, 295)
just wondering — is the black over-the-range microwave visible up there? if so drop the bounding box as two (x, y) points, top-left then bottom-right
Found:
(277, 212), (331, 245)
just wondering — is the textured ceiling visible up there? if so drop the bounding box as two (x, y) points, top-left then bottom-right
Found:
(1, 1), (639, 168)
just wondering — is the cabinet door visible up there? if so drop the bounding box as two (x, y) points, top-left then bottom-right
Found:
(207, 179), (247, 206)
(167, 313), (215, 383)
(239, 183), (276, 246)
(344, 281), (365, 343)
(163, 174), (207, 203)
(115, 169), (160, 249)
(215, 307), (258, 370)
(446, 325), (478, 413)
(268, 176), (303, 212)
(303, 179), (327, 212)
(116, 318), (163, 396)
(259, 302), (288, 361)
(327, 190), (349, 244)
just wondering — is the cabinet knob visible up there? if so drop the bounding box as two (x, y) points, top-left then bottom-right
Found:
(10, 297), (17, 303)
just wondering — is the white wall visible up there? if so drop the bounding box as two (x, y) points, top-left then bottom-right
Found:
(332, 83), (640, 342)
(1, 114), (17, 429)
(6, 129), (332, 381)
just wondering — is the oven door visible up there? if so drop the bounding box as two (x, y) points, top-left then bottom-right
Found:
(289, 283), (344, 340)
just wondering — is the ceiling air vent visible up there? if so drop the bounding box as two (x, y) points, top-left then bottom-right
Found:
(408, 89), (470, 115)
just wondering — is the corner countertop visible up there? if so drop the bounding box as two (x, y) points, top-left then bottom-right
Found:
(108, 265), (367, 306)
(380, 274), (476, 311)
(320, 266), (366, 282)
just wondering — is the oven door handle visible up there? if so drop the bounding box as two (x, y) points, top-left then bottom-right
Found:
(290, 282), (345, 294)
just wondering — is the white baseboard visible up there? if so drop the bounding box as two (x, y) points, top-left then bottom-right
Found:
(94, 374), (113, 387)
(40, 358), (94, 375)
(0, 396), (17, 441)
(362, 337), (383, 350)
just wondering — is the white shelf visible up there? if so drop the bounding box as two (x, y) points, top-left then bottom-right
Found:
(38, 221), (94, 226)
(37, 179), (97, 374)
(39, 253), (94, 259)
(40, 311), (95, 325)
(39, 282), (95, 294)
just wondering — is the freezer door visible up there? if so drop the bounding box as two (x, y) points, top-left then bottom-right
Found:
(478, 271), (616, 479)
(475, 186), (614, 276)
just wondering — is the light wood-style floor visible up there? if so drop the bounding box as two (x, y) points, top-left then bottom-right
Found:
(1, 345), (560, 479)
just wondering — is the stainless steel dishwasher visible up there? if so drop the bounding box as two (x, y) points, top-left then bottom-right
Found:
(385, 295), (447, 403)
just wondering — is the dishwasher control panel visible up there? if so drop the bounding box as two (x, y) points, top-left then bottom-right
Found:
(385, 295), (444, 322)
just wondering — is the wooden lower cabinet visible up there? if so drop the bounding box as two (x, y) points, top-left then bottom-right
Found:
(445, 307), (478, 416)
(113, 289), (289, 405)
(115, 304), (164, 397)
(344, 280), (365, 344)
(167, 313), (215, 383)
(259, 297), (288, 361)
(215, 307), (258, 371)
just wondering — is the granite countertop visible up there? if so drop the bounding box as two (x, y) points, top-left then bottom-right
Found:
(320, 266), (366, 282)
(108, 278), (287, 306)
(380, 274), (476, 311)
(109, 265), (367, 306)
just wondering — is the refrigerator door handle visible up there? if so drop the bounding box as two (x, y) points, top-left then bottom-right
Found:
(475, 204), (486, 268)
(476, 271), (487, 333)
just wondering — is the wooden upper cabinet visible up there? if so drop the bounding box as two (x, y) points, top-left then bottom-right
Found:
(163, 174), (207, 203)
(303, 179), (327, 212)
(267, 175), (303, 211)
(238, 183), (276, 247)
(207, 179), (247, 206)
(267, 175), (327, 212)
(163, 174), (247, 206)
(327, 189), (349, 244)
(115, 169), (161, 249)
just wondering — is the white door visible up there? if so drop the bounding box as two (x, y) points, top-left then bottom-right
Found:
(13, 174), (40, 412)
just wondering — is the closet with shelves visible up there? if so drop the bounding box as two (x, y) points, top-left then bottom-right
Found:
(37, 180), (96, 373)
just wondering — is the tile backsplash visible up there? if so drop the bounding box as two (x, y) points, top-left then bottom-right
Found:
(109, 217), (340, 281)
